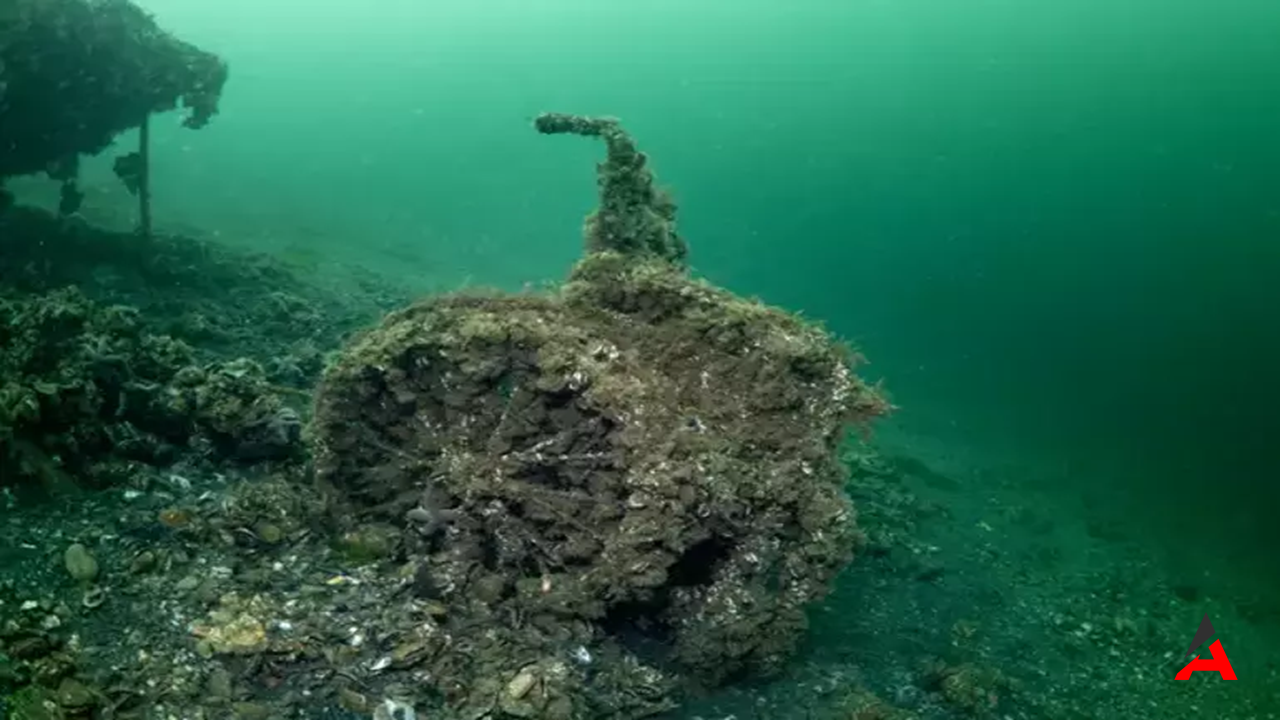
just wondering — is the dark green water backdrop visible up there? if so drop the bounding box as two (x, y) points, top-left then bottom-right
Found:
(68, 0), (1279, 595)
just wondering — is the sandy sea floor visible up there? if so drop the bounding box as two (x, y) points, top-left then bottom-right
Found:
(1, 190), (1275, 720)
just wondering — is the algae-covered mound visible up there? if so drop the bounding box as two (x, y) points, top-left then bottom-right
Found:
(0, 0), (227, 181)
(311, 114), (889, 718)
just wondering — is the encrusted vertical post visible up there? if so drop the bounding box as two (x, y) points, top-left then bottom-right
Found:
(138, 114), (153, 239)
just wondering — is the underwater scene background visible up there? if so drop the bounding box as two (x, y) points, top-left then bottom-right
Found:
(2, 0), (1278, 718)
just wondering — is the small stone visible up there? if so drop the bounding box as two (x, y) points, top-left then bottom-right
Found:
(63, 544), (99, 582)
(336, 524), (402, 564)
(338, 687), (370, 713)
(254, 522), (284, 544)
(471, 574), (506, 604)
(506, 668), (537, 699)
(499, 697), (537, 718)
(192, 614), (268, 654)
(130, 550), (158, 574)
(55, 677), (98, 709)
(158, 507), (192, 528)
(195, 578), (223, 604)
(207, 667), (233, 699)
(545, 695), (575, 720)
(390, 639), (431, 668)
(175, 575), (200, 591)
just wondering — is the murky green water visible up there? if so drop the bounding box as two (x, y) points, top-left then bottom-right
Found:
(3, 0), (1277, 717)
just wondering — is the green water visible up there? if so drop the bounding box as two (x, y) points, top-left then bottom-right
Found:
(21, 0), (1279, 713)
(121, 0), (1280, 576)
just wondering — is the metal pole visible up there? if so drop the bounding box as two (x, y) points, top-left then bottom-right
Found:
(139, 114), (152, 239)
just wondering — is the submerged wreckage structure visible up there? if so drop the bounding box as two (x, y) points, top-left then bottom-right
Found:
(0, 0), (227, 230)
(311, 113), (891, 718)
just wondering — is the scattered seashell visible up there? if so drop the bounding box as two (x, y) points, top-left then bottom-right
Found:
(372, 698), (416, 720)
(81, 585), (106, 609)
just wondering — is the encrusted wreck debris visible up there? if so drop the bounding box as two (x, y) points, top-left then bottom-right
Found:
(0, 0), (228, 221)
(0, 286), (304, 496)
(311, 113), (890, 718)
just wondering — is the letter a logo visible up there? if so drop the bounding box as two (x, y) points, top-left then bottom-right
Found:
(1175, 614), (1237, 680)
